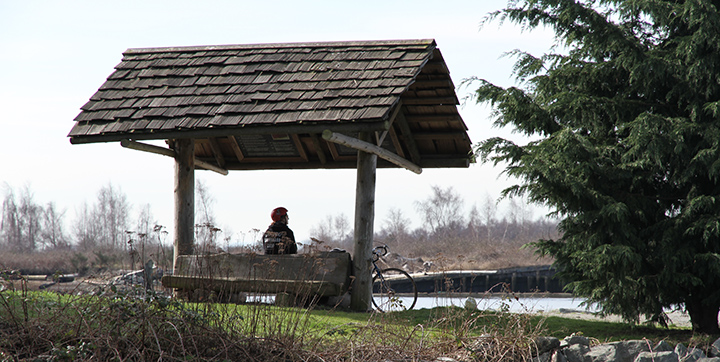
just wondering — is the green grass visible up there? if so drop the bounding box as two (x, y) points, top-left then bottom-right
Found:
(0, 289), (714, 361)
(0, 290), (703, 344)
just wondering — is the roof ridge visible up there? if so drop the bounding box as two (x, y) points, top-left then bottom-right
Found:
(123, 39), (436, 55)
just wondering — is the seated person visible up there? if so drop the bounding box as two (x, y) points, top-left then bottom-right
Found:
(263, 207), (297, 254)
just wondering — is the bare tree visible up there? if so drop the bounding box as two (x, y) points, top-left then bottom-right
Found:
(73, 201), (99, 251)
(40, 201), (68, 250)
(309, 213), (352, 249)
(480, 193), (498, 242)
(135, 204), (155, 239)
(93, 183), (130, 250)
(0, 184), (43, 252)
(1, 184), (21, 250)
(467, 204), (482, 243)
(380, 207), (411, 246)
(414, 185), (465, 234)
(18, 185), (42, 252)
(134, 203), (157, 263)
(195, 180), (220, 251)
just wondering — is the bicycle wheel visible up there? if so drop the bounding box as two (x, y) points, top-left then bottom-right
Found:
(372, 268), (418, 312)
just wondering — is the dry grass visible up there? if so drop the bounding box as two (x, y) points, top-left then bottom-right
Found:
(0, 275), (549, 361)
(0, 250), (80, 275)
(0, 246), (174, 278)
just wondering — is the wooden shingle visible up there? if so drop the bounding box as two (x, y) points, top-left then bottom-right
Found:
(69, 39), (472, 170)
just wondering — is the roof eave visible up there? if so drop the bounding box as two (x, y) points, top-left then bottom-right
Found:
(68, 120), (391, 145)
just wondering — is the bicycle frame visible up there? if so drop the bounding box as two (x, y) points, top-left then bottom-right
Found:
(370, 245), (417, 312)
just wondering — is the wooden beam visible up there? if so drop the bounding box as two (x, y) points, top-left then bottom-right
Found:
(410, 79), (454, 88)
(173, 138), (195, 275)
(291, 134), (309, 161)
(388, 126), (406, 159)
(393, 111), (422, 166)
(195, 159), (229, 175)
(71, 121), (391, 145)
(400, 96), (458, 105)
(322, 130), (422, 174)
(350, 131), (377, 312)
(227, 136), (245, 162)
(376, 101), (403, 146)
(411, 131), (469, 140)
(120, 139), (229, 175)
(208, 137), (226, 168)
(212, 157), (471, 170)
(309, 133), (327, 164)
(120, 139), (174, 157)
(326, 141), (342, 162)
(403, 115), (463, 123)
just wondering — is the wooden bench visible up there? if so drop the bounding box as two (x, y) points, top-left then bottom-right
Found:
(161, 251), (352, 303)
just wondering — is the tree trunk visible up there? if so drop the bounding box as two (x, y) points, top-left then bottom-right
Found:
(685, 299), (720, 334)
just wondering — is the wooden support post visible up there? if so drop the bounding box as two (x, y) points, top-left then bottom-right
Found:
(173, 139), (195, 273)
(350, 132), (377, 311)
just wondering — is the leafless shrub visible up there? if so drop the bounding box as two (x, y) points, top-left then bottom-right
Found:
(430, 287), (548, 362)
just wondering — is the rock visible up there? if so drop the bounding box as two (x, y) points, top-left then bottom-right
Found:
(634, 351), (679, 362)
(587, 343), (619, 362)
(534, 337), (561, 356)
(464, 297), (477, 310)
(586, 340), (650, 362)
(562, 344), (591, 362)
(677, 344), (688, 357)
(688, 348), (707, 361)
(564, 335), (591, 347)
(676, 344), (707, 362)
(655, 341), (674, 352)
(554, 350), (569, 362)
(697, 358), (720, 362)
(711, 338), (720, 357)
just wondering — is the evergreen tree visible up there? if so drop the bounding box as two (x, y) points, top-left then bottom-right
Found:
(475, 0), (720, 333)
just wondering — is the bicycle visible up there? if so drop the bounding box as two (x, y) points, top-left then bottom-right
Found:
(371, 245), (418, 312)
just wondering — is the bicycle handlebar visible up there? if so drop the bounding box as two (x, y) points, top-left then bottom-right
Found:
(372, 245), (388, 258)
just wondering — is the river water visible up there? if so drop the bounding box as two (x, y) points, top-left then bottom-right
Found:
(246, 294), (597, 313)
(404, 295), (599, 313)
(407, 296), (692, 328)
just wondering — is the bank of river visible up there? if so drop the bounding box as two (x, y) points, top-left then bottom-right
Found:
(411, 294), (591, 312)
(405, 295), (691, 327)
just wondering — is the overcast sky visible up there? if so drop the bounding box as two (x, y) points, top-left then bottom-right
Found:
(0, 1), (556, 246)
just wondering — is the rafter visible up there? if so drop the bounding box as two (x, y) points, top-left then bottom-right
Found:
(395, 111), (422, 165)
(322, 130), (421, 174)
(208, 137), (226, 168)
(120, 139), (228, 175)
(227, 136), (245, 162)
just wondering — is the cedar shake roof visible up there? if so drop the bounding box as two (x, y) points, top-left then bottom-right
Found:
(68, 39), (472, 171)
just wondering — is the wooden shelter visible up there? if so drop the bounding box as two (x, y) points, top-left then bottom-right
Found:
(68, 39), (472, 310)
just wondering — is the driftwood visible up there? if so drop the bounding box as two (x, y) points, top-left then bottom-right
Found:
(378, 252), (426, 273)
